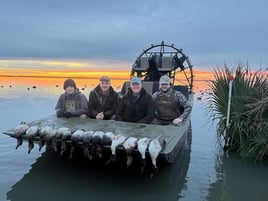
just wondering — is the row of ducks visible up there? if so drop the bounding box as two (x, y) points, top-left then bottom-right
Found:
(14, 121), (166, 173)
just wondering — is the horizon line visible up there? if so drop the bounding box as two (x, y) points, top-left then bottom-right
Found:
(0, 74), (214, 82)
(0, 74), (130, 80)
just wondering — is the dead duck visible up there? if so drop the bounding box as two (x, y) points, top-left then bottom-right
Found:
(55, 127), (71, 139)
(92, 131), (105, 158)
(43, 127), (57, 152)
(82, 130), (94, 160)
(137, 137), (151, 173)
(71, 129), (84, 142)
(53, 127), (71, 151)
(95, 131), (115, 160)
(25, 125), (40, 154)
(123, 137), (138, 169)
(14, 121), (29, 149)
(102, 132), (115, 146)
(69, 129), (85, 159)
(38, 126), (54, 151)
(148, 136), (166, 178)
(14, 121), (29, 137)
(105, 134), (127, 165)
(60, 129), (73, 155)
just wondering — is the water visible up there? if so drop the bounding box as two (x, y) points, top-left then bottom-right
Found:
(0, 78), (268, 201)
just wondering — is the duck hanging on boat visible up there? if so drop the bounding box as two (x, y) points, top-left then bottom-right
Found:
(14, 121), (29, 150)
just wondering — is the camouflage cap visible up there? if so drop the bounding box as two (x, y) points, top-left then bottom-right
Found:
(159, 75), (171, 84)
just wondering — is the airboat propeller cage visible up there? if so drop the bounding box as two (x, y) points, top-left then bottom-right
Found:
(131, 41), (194, 93)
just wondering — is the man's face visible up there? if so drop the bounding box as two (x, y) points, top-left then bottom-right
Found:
(160, 83), (170, 92)
(131, 83), (142, 93)
(65, 85), (75, 94)
(100, 80), (110, 92)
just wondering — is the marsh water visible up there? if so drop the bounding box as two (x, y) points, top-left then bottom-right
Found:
(0, 77), (267, 201)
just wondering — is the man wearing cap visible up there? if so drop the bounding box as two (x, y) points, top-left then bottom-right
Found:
(116, 77), (154, 123)
(88, 76), (118, 120)
(152, 75), (192, 125)
(55, 78), (88, 118)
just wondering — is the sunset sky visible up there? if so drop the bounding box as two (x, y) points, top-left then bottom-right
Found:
(0, 0), (267, 78)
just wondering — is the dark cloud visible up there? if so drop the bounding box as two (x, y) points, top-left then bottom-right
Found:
(0, 0), (267, 69)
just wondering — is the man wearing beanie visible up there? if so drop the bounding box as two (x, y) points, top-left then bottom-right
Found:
(55, 78), (88, 118)
(152, 75), (192, 125)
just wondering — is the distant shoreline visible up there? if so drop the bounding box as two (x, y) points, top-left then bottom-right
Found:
(0, 69), (218, 82)
(0, 75), (213, 82)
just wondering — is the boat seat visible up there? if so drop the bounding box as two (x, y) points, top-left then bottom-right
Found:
(158, 56), (177, 71)
(143, 81), (159, 95)
(133, 57), (150, 72)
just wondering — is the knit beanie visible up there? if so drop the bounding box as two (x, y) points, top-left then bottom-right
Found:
(63, 79), (77, 89)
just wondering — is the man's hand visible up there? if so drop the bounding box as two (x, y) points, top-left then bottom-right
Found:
(64, 112), (72, 118)
(96, 112), (104, 120)
(173, 117), (182, 125)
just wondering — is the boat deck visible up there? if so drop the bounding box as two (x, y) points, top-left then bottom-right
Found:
(3, 115), (191, 163)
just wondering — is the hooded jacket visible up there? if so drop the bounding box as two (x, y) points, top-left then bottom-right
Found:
(116, 88), (154, 123)
(55, 89), (88, 117)
(88, 85), (118, 119)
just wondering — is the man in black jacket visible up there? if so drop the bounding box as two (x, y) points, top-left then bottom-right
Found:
(88, 76), (118, 120)
(116, 77), (154, 124)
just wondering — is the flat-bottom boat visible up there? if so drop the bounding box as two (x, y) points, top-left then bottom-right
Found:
(2, 41), (194, 166)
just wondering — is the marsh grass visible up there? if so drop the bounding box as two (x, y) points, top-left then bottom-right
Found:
(207, 64), (268, 160)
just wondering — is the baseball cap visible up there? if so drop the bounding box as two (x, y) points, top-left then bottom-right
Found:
(159, 75), (171, 84)
(99, 76), (111, 82)
(130, 77), (142, 84)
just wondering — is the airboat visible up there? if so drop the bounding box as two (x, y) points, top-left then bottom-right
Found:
(3, 41), (194, 166)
